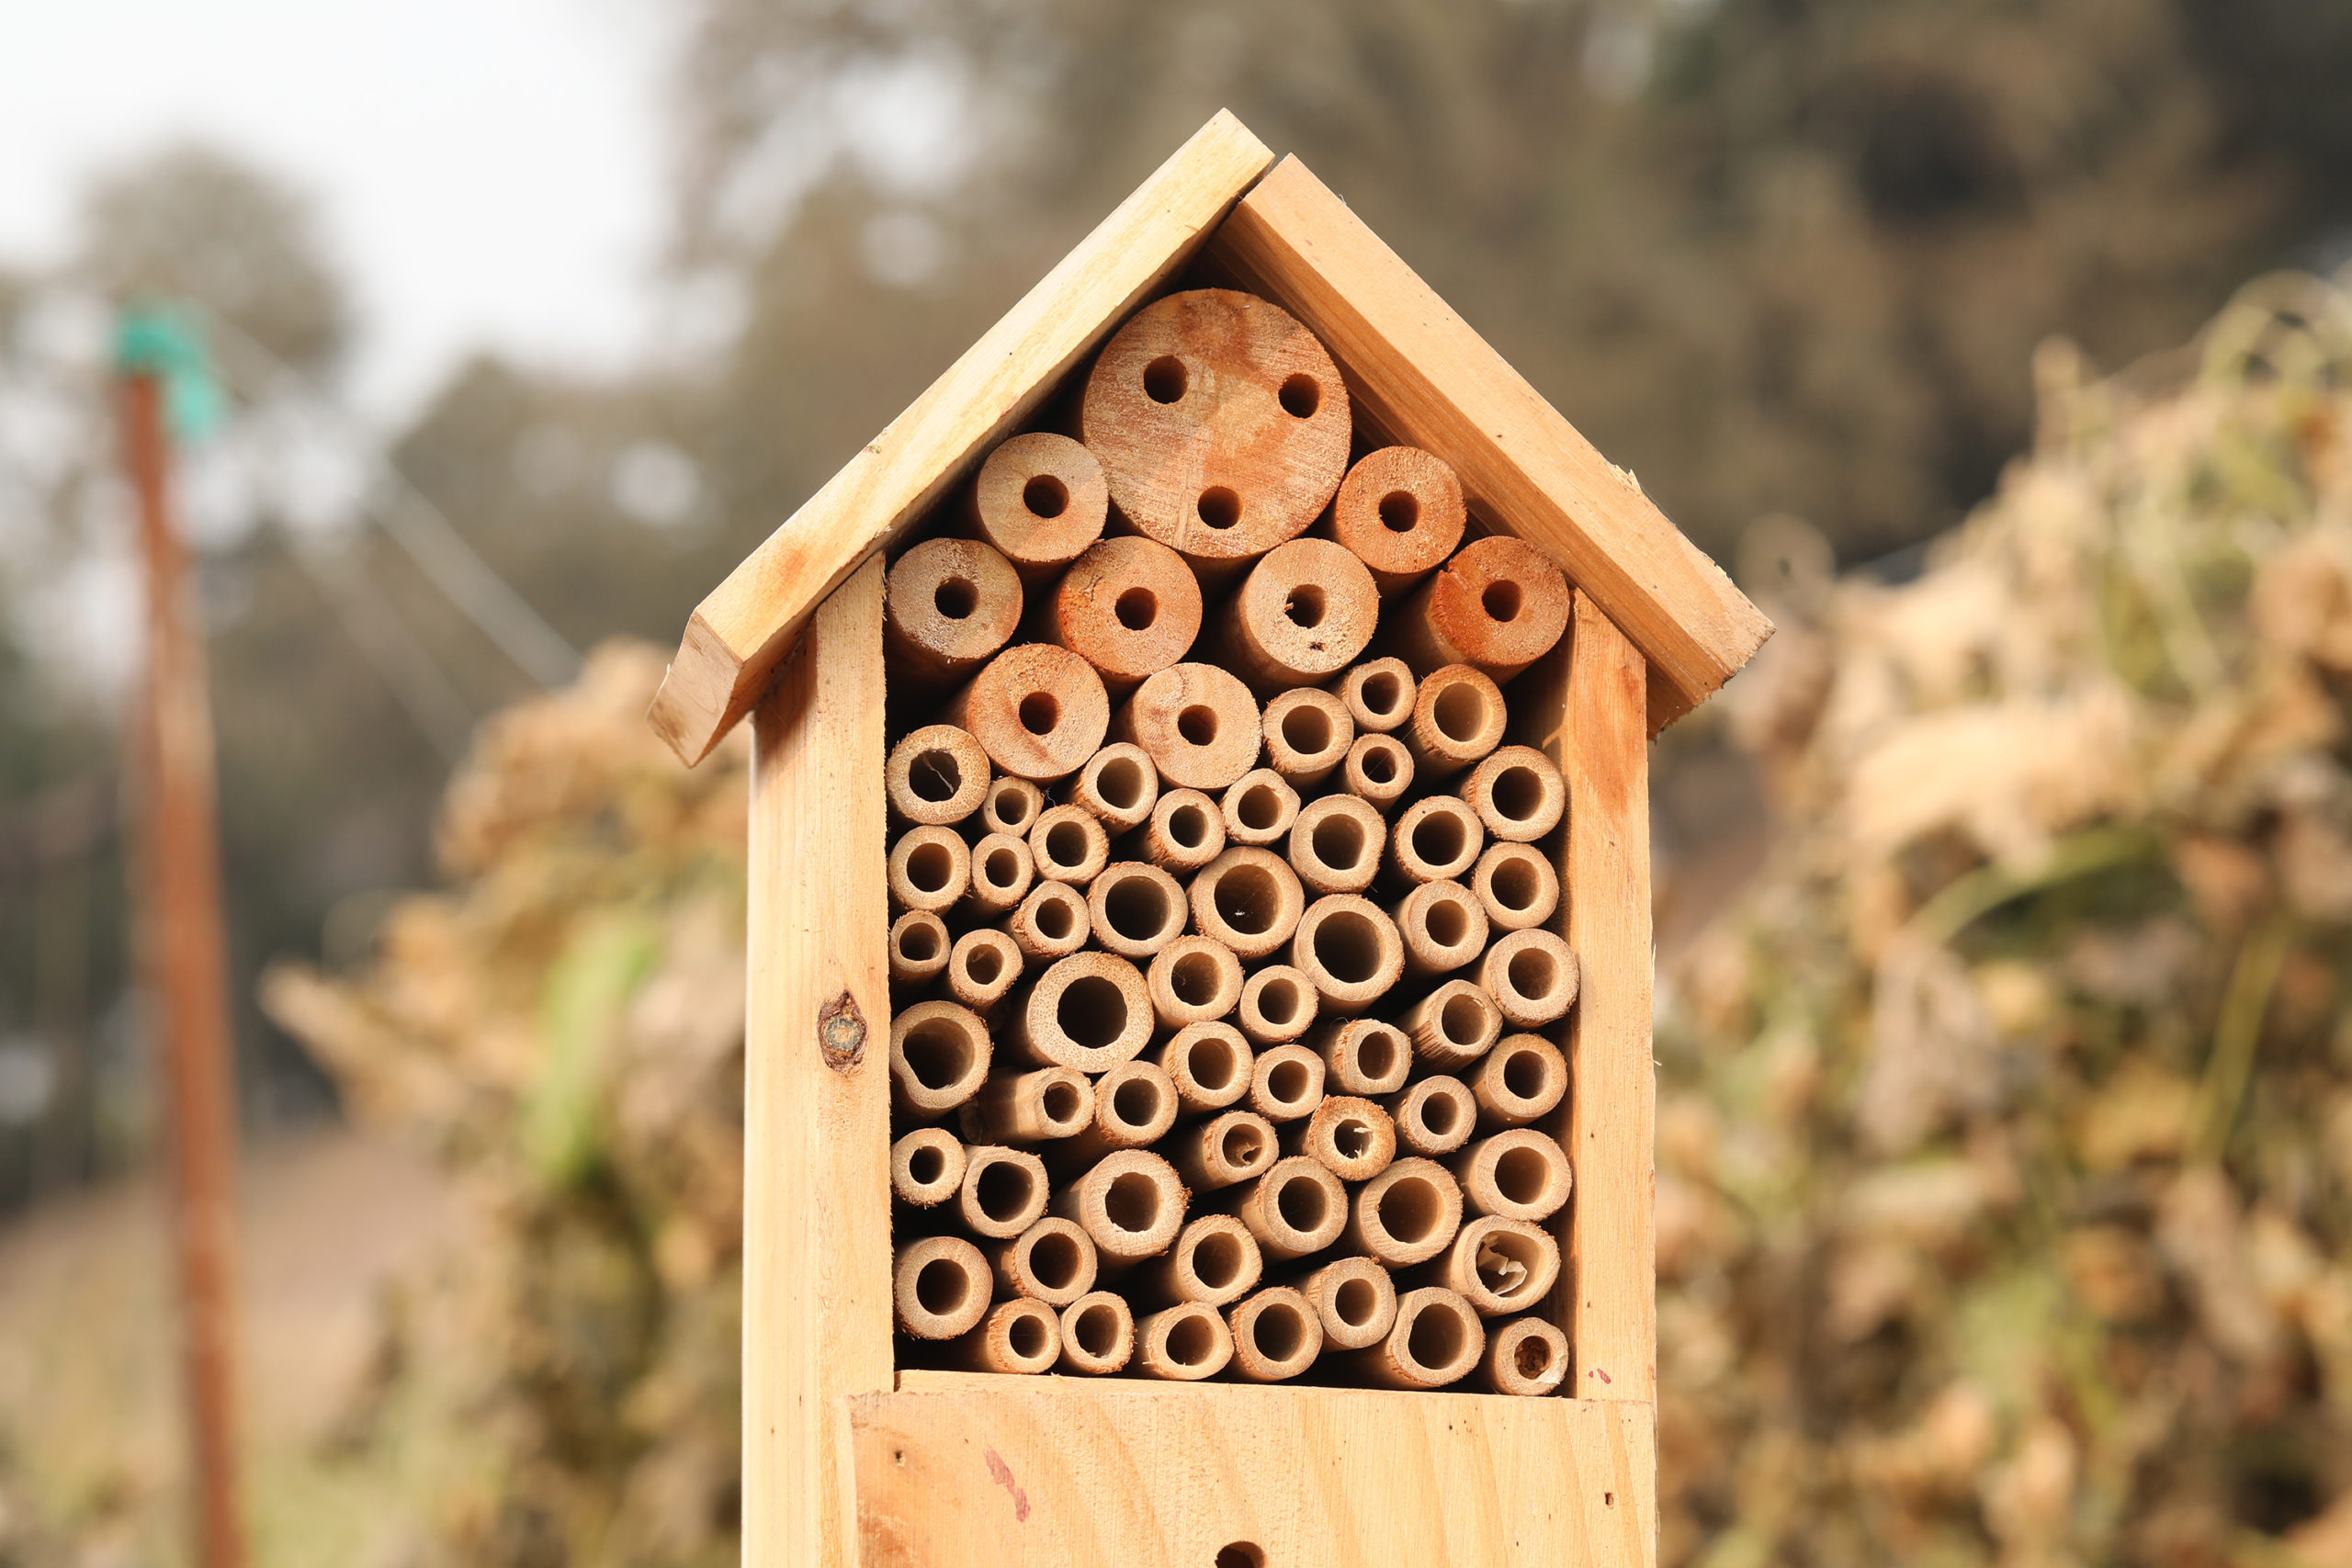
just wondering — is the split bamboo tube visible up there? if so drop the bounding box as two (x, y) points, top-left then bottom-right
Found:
(1299, 1256), (1398, 1351)
(1472, 1034), (1568, 1129)
(1086, 862), (1188, 961)
(944, 643), (1109, 782)
(1052, 1060), (1179, 1168)
(889, 1127), (966, 1208)
(1220, 1156), (1347, 1261)
(980, 775), (1045, 838)
(888, 910), (950, 987)
(1049, 1148), (1188, 1264)
(1341, 732), (1414, 809)
(946, 929), (1023, 1016)
(1287, 795), (1385, 897)
(1351, 1286), (1485, 1390)
(1453, 1130), (1575, 1223)
(961, 831), (1035, 917)
(1388, 1075), (1477, 1157)
(1139, 787), (1227, 874)
(1477, 929), (1582, 1029)
(1009, 952), (1151, 1072)
(1071, 741), (1159, 832)
(965, 1066), (1094, 1144)
(989, 1216), (1098, 1307)
(1147, 937), (1244, 1032)
(1387, 795), (1485, 886)
(1480, 1316), (1570, 1397)
(1344, 1156), (1464, 1268)
(885, 724), (990, 826)
(1338, 657), (1416, 734)
(1460, 745), (1566, 843)
(893, 1235), (993, 1340)
(888, 825), (970, 914)
(1237, 966), (1318, 1048)
(1398, 979), (1503, 1070)
(1188, 847), (1305, 961)
(1311, 1018), (1411, 1097)
(1131, 1213), (1263, 1310)
(1135, 1302), (1235, 1381)
(1220, 769), (1300, 848)
(1109, 662), (1261, 792)
(1057, 1291), (1135, 1375)
(951, 1297), (1062, 1375)
(1391, 880), (1489, 978)
(1406, 664), (1507, 781)
(883, 537), (1023, 687)
(967, 431), (1108, 584)
(1218, 537), (1378, 693)
(1285, 1094), (1396, 1181)
(1153, 1024), (1254, 1116)
(1328, 446), (1467, 597)
(1261, 688), (1353, 786)
(1003, 880), (1089, 969)
(1471, 841), (1561, 932)
(1028, 804), (1110, 886)
(889, 1001), (990, 1117)
(1386, 536), (1572, 682)
(1044, 536), (1204, 690)
(956, 1145), (1050, 1239)
(1165, 1109), (1278, 1191)
(1226, 1285), (1324, 1382)
(1288, 894), (1405, 1013)
(1430, 1215), (1561, 1316)
(1249, 1043), (1327, 1122)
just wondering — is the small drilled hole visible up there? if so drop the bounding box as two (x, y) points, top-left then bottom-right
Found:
(1042, 1081), (1082, 1123)
(1193, 1232), (1245, 1289)
(1278, 374), (1319, 418)
(933, 576), (978, 619)
(909, 749), (961, 801)
(908, 1145), (944, 1184)
(1165, 1313), (1216, 1366)
(1057, 976), (1129, 1050)
(1143, 355), (1187, 403)
(1284, 585), (1327, 628)
(1030, 1232), (1082, 1291)
(915, 1258), (971, 1315)
(1023, 474), (1069, 518)
(1333, 1279), (1376, 1326)
(1177, 705), (1219, 746)
(974, 1160), (1036, 1222)
(1217, 1545), (1266, 1568)
(1281, 706), (1332, 754)
(1433, 682), (1487, 743)
(1019, 693), (1060, 735)
(1114, 587), (1158, 630)
(1197, 487), (1241, 530)
(1007, 1312), (1050, 1359)
(1103, 1171), (1163, 1233)
(1274, 1174), (1329, 1231)
(1482, 580), (1523, 623)
(1495, 1146), (1549, 1205)
(1377, 491), (1419, 532)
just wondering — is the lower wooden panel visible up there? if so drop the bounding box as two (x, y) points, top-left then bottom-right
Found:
(851, 1376), (1655, 1568)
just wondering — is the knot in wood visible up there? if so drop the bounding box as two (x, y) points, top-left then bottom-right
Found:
(818, 992), (867, 1072)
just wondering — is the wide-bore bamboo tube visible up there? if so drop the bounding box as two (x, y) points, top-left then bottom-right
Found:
(1388, 1075), (1477, 1157)
(1009, 952), (1152, 1072)
(1261, 688), (1353, 786)
(1328, 446), (1467, 597)
(964, 1066), (1094, 1144)
(1398, 979), (1503, 1070)
(893, 1235), (993, 1340)
(1388, 796), (1485, 886)
(1138, 786), (1227, 874)
(1237, 966), (1318, 1048)
(888, 909), (950, 987)
(1147, 936), (1244, 1032)
(1387, 536), (1572, 682)
(1220, 769), (1300, 849)
(1057, 1291), (1135, 1376)
(1086, 861), (1188, 961)
(1188, 847), (1305, 961)
(1453, 1130), (1575, 1223)
(949, 1297), (1062, 1375)
(1226, 1285), (1324, 1382)
(1460, 745), (1566, 844)
(1217, 537), (1378, 694)
(1426, 1215), (1562, 1316)
(1166, 1108), (1279, 1191)
(1153, 1023), (1254, 1116)
(1027, 805), (1110, 886)
(1287, 894), (1405, 1013)
(1472, 1034), (1568, 1129)
(1298, 1255), (1398, 1351)
(1049, 1148), (1189, 1265)
(1479, 1315), (1570, 1397)
(1351, 1286), (1486, 1390)
(1044, 536), (1203, 691)
(1287, 795), (1385, 897)
(1342, 732), (1414, 808)
(1003, 880), (1090, 970)
(889, 1126), (966, 1208)
(888, 824), (970, 914)
(944, 643), (1110, 782)
(1471, 841), (1562, 933)
(962, 831), (1035, 918)
(1130, 1213), (1263, 1310)
(956, 1145), (1050, 1239)
(1310, 1018), (1411, 1097)
(1338, 656), (1416, 734)
(1108, 662), (1261, 792)
(1284, 1094), (1396, 1182)
(946, 928), (1023, 1016)
(967, 431), (1108, 584)
(889, 1000), (990, 1117)
(1478, 929), (1582, 1029)
(885, 724), (990, 827)
(1249, 1043), (1326, 1122)
(1405, 664), (1507, 781)
(989, 1215), (1099, 1307)
(1134, 1301), (1236, 1381)
(1391, 880), (1489, 977)
(1051, 1060), (1180, 1169)
(980, 774), (1045, 838)
(1214, 1155), (1347, 1261)
(1072, 741), (1160, 832)
(883, 536), (1023, 687)
(1344, 1156), (1464, 1268)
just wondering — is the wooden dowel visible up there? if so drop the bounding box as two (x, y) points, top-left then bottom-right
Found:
(885, 724), (990, 827)
(956, 1145), (1050, 1239)
(1129, 1213), (1264, 1310)
(1397, 979), (1502, 1070)
(1134, 1301), (1236, 1381)
(889, 1127), (967, 1208)
(1225, 1285), (1324, 1382)
(964, 1066), (1094, 1144)
(1219, 768), (1300, 848)
(1107, 662), (1261, 792)
(888, 824), (970, 914)
(1261, 688), (1353, 786)
(892, 1235), (992, 1340)
(888, 1000), (991, 1118)
(1308, 1018), (1411, 1097)
(949, 1297), (1061, 1374)
(1137, 786), (1227, 873)
(1470, 841), (1561, 932)
(1028, 804), (1110, 886)
(1287, 894), (1404, 1014)
(1248, 1042), (1326, 1122)
(1283, 1094), (1396, 1182)
(1043, 536), (1204, 691)
(1217, 537), (1378, 693)
(1349, 1286), (1485, 1390)
(1386, 795), (1485, 886)
(961, 831), (1035, 918)
(988, 1216), (1099, 1307)
(1085, 862), (1189, 960)
(1048, 1148), (1189, 1264)
(1337, 656), (1416, 734)
(1385, 536), (1570, 682)
(883, 536), (1023, 687)
(1476, 929), (1582, 1029)
(943, 643), (1110, 782)
(1405, 665), (1506, 781)
(967, 431), (1108, 584)
(1326, 446), (1466, 598)
(1056, 1291), (1136, 1375)
(888, 909), (951, 988)
(1237, 965), (1318, 1047)
(1453, 1130), (1575, 1224)
(1296, 1255), (1397, 1351)
(1050, 1060), (1180, 1168)
(1340, 732), (1413, 808)
(1212, 1156), (1347, 1262)
(1387, 1076), (1477, 1158)
(1423, 1215), (1561, 1316)
(1343, 1157), (1464, 1268)
(1002, 881), (1090, 970)
(1478, 1315), (1570, 1397)
(1286, 795), (1385, 897)
(1459, 745), (1566, 843)
(1071, 741), (1161, 831)
(1009, 952), (1152, 1072)
(1163, 1109), (1278, 1190)
(1390, 880), (1489, 977)
(1471, 1035), (1567, 1130)
(1188, 847), (1305, 961)
(980, 775), (1046, 838)
(1153, 1024), (1255, 1116)
(946, 929), (1023, 1017)
(1146, 937), (1244, 1032)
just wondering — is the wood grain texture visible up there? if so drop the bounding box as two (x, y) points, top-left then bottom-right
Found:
(650, 110), (1275, 764)
(743, 555), (893, 1568)
(1204, 155), (1771, 734)
(862, 1375), (1657, 1568)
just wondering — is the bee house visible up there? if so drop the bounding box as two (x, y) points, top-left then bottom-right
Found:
(650, 111), (1772, 1568)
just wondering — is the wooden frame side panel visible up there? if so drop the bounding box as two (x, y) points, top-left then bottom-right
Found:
(743, 554), (893, 1568)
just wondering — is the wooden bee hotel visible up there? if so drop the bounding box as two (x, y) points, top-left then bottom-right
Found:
(650, 110), (1771, 1568)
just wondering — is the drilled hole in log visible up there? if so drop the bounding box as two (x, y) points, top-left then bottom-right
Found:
(1284, 585), (1327, 628)
(1197, 487), (1241, 530)
(1278, 374), (1320, 418)
(1481, 581), (1523, 623)
(933, 576), (978, 620)
(1019, 692), (1060, 736)
(1023, 474), (1069, 518)
(1142, 355), (1187, 403)
(1177, 705), (1219, 746)
(1114, 587), (1158, 630)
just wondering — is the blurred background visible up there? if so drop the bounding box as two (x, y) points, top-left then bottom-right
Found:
(5, 1), (2352, 1564)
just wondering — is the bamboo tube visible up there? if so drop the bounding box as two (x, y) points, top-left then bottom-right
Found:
(1310, 1018), (1411, 1097)
(1249, 1043), (1326, 1122)
(1164, 1110), (1277, 1191)
(964, 1066), (1094, 1144)
(1138, 786), (1227, 873)
(1226, 1285), (1324, 1382)
(1287, 795), (1385, 897)
(889, 1000), (990, 1117)
(1427, 1215), (1561, 1315)
(1387, 795), (1485, 886)
(1386, 536), (1571, 682)
(1009, 952), (1152, 1072)
(1460, 745), (1566, 844)
(1153, 1024), (1254, 1116)
(1398, 979), (1502, 1069)
(1477, 929), (1582, 1030)
(889, 1127), (966, 1208)
(1051, 1060), (1180, 1169)
(1261, 688), (1353, 786)
(888, 824), (970, 914)
(1298, 1256), (1398, 1351)
(1216, 1156), (1347, 1261)
(1147, 936), (1244, 1032)
(1130, 1213), (1263, 1310)
(1284, 1094), (1396, 1182)
(969, 432), (1107, 582)
(1217, 538), (1378, 693)
(1071, 741), (1160, 832)
(1453, 1130), (1575, 1223)
(888, 910), (950, 987)
(1287, 894), (1404, 1013)
(1237, 965), (1318, 1047)
(1479, 1315), (1569, 1397)
(946, 929), (1022, 1016)
(1086, 861), (1188, 961)
(1351, 1287), (1485, 1390)
(1472, 1035), (1568, 1129)
(883, 536), (1024, 687)
(885, 724), (989, 826)
(980, 774), (1045, 838)
(1388, 1076), (1477, 1157)
(1049, 1148), (1189, 1264)
(1028, 805), (1110, 886)
(944, 643), (1110, 782)
(1135, 1301), (1236, 1381)
(1002, 881), (1089, 970)
(950, 1297), (1062, 1375)
(1341, 732), (1414, 808)
(956, 1145), (1050, 1239)
(962, 831), (1035, 918)
(1220, 768), (1300, 849)
(989, 1216), (1099, 1307)
(1044, 536), (1204, 690)
(1344, 1157), (1464, 1268)
(1471, 841), (1561, 932)
(1328, 446), (1467, 597)
(1391, 880), (1489, 977)
(1338, 656), (1416, 734)
(1188, 847), (1305, 961)
(1405, 664), (1507, 781)
(893, 1235), (993, 1340)
(1057, 1291), (1135, 1375)
(1108, 662), (1261, 791)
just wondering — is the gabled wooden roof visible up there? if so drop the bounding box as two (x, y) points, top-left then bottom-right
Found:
(650, 110), (1770, 764)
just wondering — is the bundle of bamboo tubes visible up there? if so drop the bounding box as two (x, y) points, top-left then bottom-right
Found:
(881, 288), (1577, 1394)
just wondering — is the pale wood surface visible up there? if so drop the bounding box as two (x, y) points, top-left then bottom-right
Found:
(651, 111), (1275, 764)
(1204, 156), (1771, 734)
(742, 555), (894, 1568)
(861, 1374), (1657, 1568)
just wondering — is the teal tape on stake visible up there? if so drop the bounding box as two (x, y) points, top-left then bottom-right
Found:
(114, 304), (226, 444)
